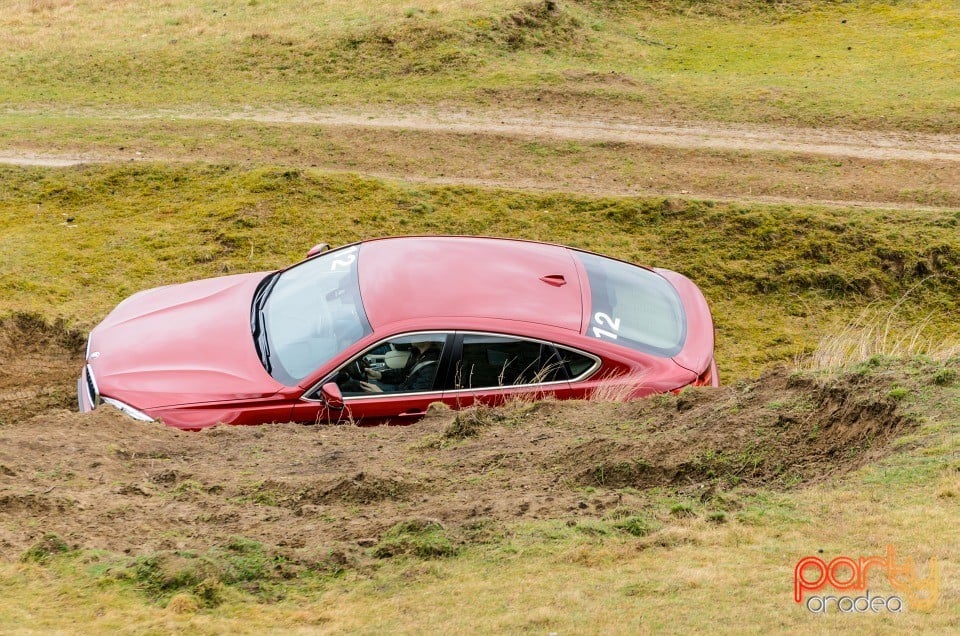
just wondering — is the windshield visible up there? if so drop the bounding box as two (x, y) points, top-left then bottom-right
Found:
(576, 251), (686, 357)
(254, 245), (372, 385)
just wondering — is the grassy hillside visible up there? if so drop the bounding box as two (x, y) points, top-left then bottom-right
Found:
(1, 0), (957, 130)
(2, 164), (959, 379)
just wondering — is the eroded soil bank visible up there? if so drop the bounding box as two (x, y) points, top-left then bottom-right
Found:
(0, 316), (931, 568)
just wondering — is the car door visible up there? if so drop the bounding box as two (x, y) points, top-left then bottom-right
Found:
(290, 332), (454, 425)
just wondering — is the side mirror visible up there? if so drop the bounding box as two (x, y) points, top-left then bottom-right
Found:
(320, 382), (344, 411)
(306, 242), (330, 258)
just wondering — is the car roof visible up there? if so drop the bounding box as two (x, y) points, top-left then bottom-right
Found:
(357, 236), (585, 332)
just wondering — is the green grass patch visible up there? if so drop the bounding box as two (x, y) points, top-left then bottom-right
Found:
(96, 536), (337, 607)
(1, 1), (957, 130)
(20, 533), (72, 564)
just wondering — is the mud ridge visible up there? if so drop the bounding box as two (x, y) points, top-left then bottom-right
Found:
(0, 323), (946, 562)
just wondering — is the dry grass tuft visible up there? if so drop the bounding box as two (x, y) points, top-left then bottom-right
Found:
(803, 279), (960, 370)
(164, 593), (199, 615)
(588, 370), (655, 403)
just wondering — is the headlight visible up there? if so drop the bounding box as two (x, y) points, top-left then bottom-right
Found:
(101, 396), (155, 422)
(81, 364), (100, 410)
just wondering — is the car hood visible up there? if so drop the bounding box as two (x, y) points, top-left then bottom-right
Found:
(87, 272), (284, 410)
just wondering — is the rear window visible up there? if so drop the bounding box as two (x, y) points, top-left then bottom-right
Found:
(576, 251), (686, 357)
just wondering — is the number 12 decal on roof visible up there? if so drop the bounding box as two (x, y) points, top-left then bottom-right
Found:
(329, 246), (358, 272)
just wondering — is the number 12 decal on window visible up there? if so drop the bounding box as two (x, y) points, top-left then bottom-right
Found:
(591, 312), (621, 340)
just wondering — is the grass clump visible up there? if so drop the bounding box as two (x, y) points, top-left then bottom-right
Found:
(104, 536), (299, 606)
(805, 289), (960, 372)
(887, 385), (910, 401)
(372, 519), (459, 559)
(932, 367), (957, 386)
(706, 510), (727, 524)
(20, 534), (72, 564)
(611, 514), (660, 537)
(443, 412), (487, 440)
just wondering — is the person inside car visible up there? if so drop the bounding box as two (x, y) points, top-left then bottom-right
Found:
(359, 339), (441, 393)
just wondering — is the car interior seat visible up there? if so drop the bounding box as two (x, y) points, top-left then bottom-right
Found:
(384, 349), (411, 369)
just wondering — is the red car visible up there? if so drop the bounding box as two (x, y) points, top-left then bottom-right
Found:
(79, 236), (718, 429)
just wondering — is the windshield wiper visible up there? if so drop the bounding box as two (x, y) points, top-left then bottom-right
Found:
(251, 272), (280, 373)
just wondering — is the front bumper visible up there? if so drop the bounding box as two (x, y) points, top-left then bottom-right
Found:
(77, 363), (154, 422)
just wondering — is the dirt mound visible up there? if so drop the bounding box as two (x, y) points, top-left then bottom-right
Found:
(0, 317), (938, 566)
(559, 368), (913, 490)
(0, 313), (84, 425)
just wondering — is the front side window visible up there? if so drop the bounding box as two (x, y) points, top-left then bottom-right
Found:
(254, 245), (372, 385)
(456, 334), (592, 389)
(576, 251), (686, 357)
(337, 333), (448, 396)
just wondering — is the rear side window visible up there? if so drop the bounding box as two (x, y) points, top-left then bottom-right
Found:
(556, 347), (597, 378)
(576, 251), (686, 357)
(458, 335), (562, 389)
(456, 334), (596, 389)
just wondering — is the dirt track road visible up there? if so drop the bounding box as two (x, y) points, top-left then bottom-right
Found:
(2, 108), (958, 210)
(235, 110), (960, 162)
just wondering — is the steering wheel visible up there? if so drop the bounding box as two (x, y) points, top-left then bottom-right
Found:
(343, 356), (368, 381)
